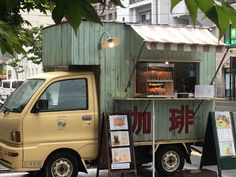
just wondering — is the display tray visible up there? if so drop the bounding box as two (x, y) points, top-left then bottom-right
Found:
(115, 97), (214, 101)
(135, 93), (173, 98)
(146, 95), (174, 98)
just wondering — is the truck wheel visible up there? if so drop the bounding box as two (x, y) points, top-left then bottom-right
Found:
(27, 171), (38, 176)
(44, 152), (79, 177)
(155, 145), (184, 176)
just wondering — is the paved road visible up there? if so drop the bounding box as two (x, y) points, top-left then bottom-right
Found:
(0, 151), (236, 177)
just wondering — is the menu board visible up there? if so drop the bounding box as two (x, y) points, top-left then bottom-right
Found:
(215, 112), (236, 156)
(96, 113), (137, 177)
(108, 115), (132, 170)
(200, 111), (236, 174)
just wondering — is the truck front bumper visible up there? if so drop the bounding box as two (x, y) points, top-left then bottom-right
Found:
(0, 142), (23, 171)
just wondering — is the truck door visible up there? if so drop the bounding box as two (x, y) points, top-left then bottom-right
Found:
(23, 75), (98, 168)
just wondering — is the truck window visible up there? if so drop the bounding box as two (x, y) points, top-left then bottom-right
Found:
(38, 78), (88, 112)
(2, 79), (45, 113)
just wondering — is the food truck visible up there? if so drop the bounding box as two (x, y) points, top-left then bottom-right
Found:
(0, 21), (224, 177)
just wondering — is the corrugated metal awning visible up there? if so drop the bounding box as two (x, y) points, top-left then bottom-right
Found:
(131, 24), (225, 52)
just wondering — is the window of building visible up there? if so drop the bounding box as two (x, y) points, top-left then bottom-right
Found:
(225, 57), (236, 100)
(140, 11), (151, 23)
(108, 1), (113, 8)
(141, 14), (146, 22)
(108, 13), (113, 20)
(122, 17), (125, 22)
(38, 79), (88, 111)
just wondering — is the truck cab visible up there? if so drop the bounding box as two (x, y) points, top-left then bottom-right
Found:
(0, 71), (98, 177)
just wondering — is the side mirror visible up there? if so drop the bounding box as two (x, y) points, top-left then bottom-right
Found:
(32, 99), (48, 113)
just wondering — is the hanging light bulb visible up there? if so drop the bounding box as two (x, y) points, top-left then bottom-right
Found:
(99, 32), (120, 49)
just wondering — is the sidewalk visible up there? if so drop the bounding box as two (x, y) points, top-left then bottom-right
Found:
(216, 99), (236, 112)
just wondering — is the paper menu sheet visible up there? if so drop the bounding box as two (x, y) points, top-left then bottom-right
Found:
(215, 111), (236, 156)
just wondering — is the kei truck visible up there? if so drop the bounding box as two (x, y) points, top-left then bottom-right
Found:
(0, 21), (225, 177)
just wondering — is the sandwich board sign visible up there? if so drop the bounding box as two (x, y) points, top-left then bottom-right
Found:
(200, 111), (236, 177)
(96, 113), (137, 177)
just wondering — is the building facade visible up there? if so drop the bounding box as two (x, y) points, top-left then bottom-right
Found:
(116, 0), (212, 25)
(93, 1), (117, 21)
(0, 10), (54, 81)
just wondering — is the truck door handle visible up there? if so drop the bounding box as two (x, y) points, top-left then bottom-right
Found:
(82, 115), (92, 121)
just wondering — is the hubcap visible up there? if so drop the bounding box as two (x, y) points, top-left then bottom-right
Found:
(51, 158), (73, 177)
(162, 151), (180, 172)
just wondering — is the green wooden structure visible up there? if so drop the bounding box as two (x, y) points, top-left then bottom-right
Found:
(43, 21), (219, 143)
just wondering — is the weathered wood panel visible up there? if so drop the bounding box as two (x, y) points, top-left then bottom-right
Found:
(114, 99), (213, 142)
(43, 21), (216, 122)
(43, 23), (73, 66)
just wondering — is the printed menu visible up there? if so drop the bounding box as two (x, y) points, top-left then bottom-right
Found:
(215, 111), (236, 156)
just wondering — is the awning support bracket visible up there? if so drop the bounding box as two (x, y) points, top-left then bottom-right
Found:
(125, 41), (145, 92)
(194, 46), (231, 116)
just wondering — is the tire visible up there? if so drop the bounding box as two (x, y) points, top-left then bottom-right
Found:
(43, 152), (79, 177)
(27, 171), (39, 177)
(155, 145), (185, 176)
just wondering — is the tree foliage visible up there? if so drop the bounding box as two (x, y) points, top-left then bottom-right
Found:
(7, 58), (24, 80)
(7, 27), (42, 80)
(0, 0), (236, 56)
(25, 27), (43, 64)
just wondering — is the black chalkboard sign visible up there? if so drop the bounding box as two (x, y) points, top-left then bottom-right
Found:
(200, 112), (236, 176)
(96, 113), (137, 177)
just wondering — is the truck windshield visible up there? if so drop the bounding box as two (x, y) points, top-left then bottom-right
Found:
(2, 79), (45, 113)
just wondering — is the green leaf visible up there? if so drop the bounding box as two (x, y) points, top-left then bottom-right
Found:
(52, 0), (66, 24)
(195, 0), (214, 13)
(64, 0), (102, 32)
(215, 6), (230, 39)
(5, 0), (19, 9)
(2, 41), (14, 55)
(79, 0), (102, 24)
(64, 0), (82, 32)
(87, 0), (101, 3)
(35, 4), (48, 14)
(184, 0), (197, 25)
(196, 0), (232, 39)
(34, 0), (46, 4)
(110, 0), (124, 8)
(13, 44), (26, 54)
(0, 41), (7, 55)
(171, 0), (182, 12)
(223, 3), (236, 27)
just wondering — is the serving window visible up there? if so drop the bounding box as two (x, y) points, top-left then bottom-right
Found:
(136, 62), (199, 97)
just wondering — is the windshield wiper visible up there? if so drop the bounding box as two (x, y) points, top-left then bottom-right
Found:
(1, 107), (10, 114)
(11, 107), (22, 113)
